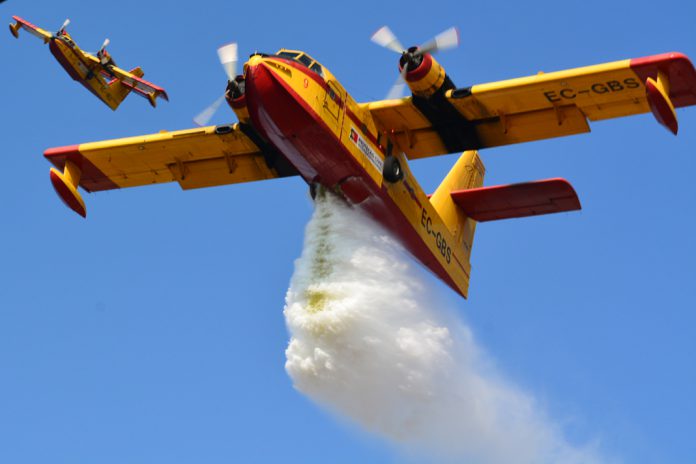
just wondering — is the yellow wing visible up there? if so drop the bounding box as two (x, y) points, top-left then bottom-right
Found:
(9, 16), (53, 41)
(365, 53), (696, 159)
(45, 123), (298, 216)
(79, 53), (170, 107)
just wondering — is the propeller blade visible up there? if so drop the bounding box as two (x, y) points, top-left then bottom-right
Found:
(57, 18), (70, 34)
(386, 62), (409, 99)
(193, 95), (226, 127)
(418, 26), (460, 55)
(100, 38), (110, 52)
(370, 26), (404, 54)
(217, 42), (238, 81)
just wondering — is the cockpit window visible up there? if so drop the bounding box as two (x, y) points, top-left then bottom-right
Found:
(277, 51), (300, 60)
(298, 54), (313, 67)
(274, 50), (325, 78)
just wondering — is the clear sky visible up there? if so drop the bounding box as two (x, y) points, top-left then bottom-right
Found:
(1, 1), (695, 463)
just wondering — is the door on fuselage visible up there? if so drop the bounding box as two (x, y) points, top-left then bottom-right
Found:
(323, 80), (345, 136)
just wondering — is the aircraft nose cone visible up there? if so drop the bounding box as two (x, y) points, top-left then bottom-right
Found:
(244, 58), (277, 106)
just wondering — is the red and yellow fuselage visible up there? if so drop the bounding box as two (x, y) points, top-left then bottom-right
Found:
(241, 51), (472, 296)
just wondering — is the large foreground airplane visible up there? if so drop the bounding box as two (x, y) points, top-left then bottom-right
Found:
(43, 27), (696, 297)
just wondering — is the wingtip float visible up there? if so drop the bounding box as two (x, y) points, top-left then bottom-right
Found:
(37, 26), (696, 298)
(8, 16), (168, 110)
(629, 52), (696, 135)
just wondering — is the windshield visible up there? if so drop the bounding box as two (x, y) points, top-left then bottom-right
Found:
(274, 50), (324, 78)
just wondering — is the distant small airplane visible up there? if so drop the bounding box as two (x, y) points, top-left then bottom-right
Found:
(9, 16), (168, 109)
(40, 26), (696, 298)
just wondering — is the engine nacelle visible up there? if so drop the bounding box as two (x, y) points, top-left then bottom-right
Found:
(226, 75), (250, 123)
(400, 49), (452, 98)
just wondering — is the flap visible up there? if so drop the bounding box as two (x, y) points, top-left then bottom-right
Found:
(44, 124), (295, 192)
(450, 178), (581, 222)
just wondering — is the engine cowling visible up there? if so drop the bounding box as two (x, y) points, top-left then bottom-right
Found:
(225, 75), (250, 123)
(400, 48), (451, 98)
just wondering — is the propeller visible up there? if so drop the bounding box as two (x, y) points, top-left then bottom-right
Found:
(193, 95), (226, 127)
(371, 26), (460, 99)
(56, 18), (70, 36)
(217, 42), (238, 81)
(98, 38), (110, 54)
(193, 42), (241, 126)
(370, 26), (404, 54)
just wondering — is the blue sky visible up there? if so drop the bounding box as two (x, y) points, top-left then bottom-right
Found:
(1, 0), (695, 463)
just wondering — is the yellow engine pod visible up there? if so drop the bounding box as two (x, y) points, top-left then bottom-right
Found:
(49, 160), (86, 217)
(229, 94), (250, 124)
(403, 53), (447, 98)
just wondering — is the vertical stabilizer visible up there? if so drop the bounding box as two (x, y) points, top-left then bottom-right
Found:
(430, 150), (485, 265)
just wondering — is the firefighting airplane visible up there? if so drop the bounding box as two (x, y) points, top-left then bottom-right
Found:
(42, 26), (696, 298)
(9, 16), (168, 109)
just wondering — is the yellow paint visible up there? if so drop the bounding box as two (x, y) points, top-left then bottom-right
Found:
(646, 70), (677, 129)
(49, 166), (86, 215)
(63, 160), (82, 188)
(406, 54), (447, 98)
(430, 151), (485, 264)
(75, 124), (279, 190)
(11, 17), (165, 110)
(45, 48), (694, 296)
(367, 56), (663, 160)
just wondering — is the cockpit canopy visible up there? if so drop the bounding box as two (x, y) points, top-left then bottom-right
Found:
(274, 49), (324, 77)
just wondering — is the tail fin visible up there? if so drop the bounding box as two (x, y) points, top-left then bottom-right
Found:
(101, 68), (145, 110)
(129, 66), (145, 78)
(102, 79), (132, 110)
(430, 150), (486, 266)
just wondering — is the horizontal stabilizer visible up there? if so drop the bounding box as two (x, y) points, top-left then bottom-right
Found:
(450, 178), (581, 222)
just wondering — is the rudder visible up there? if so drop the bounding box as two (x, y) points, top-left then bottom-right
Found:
(102, 68), (144, 110)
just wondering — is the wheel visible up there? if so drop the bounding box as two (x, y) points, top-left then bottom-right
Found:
(383, 156), (403, 183)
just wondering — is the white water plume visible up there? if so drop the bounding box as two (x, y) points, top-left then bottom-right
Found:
(284, 191), (607, 464)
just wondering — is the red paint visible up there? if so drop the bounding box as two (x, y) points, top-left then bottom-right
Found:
(49, 36), (168, 108)
(646, 78), (679, 135)
(272, 56), (328, 90)
(44, 144), (81, 160)
(44, 145), (119, 192)
(630, 53), (696, 108)
(451, 178), (581, 222)
(49, 40), (86, 82)
(120, 74), (169, 101)
(230, 93), (247, 109)
(48, 38), (116, 108)
(50, 169), (86, 218)
(402, 53), (433, 82)
(245, 60), (464, 295)
(339, 176), (372, 204)
(12, 16), (44, 35)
